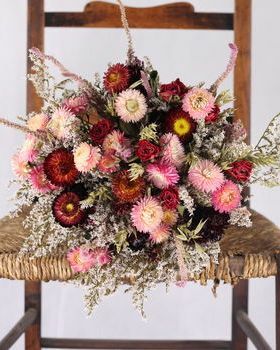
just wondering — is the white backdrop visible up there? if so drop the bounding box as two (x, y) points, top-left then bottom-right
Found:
(0, 1), (279, 349)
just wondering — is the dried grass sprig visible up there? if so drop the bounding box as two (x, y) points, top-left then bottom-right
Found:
(116, 0), (135, 63)
(0, 116), (49, 141)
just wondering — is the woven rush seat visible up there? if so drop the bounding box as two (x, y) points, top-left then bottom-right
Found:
(0, 209), (279, 284)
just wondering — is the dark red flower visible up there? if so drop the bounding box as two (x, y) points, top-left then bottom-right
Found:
(159, 187), (179, 209)
(52, 191), (87, 227)
(159, 78), (188, 102)
(112, 202), (132, 216)
(44, 148), (79, 187)
(205, 105), (220, 124)
(225, 160), (253, 183)
(103, 63), (130, 93)
(112, 170), (145, 203)
(89, 119), (113, 145)
(165, 108), (196, 141)
(135, 140), (160, 162)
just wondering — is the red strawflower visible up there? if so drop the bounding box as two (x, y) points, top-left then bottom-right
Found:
(103, 63), (130, 93)
(159, 187), (179, 209)
(205, 105), (220, 124)
(44, 148), (79, 187)
(165, 108), (196, 141)
(89, 119), (113, 145)
(112, 170), (145, 203)
(159, 78), (188, 102)
(135, 140), (160, 162)
(225, 160), (253, 183)
(52, 191), (87, 227)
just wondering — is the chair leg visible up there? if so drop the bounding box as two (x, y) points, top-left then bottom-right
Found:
(276, 255), (280, 350)
(231, 279), (249, 350)
(25, 281), (41, 350)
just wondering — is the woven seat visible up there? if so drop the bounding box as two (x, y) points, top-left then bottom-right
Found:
(0, 209), (279, 284)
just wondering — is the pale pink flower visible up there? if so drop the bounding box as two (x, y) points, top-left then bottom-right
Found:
(62, 95), (88, 115)
(67, 247), (95, 273)
(160, 133), (185, 168)
(47, 107), (78, 139)
(182, 87), (215, 121)
(103, 130), (132, 161)
(211, 180), (241, 213)
(98, 152), (120, 173)
(188, 159), (224, 193)
(149, 224), (171, 244)
(29, 165), (52, 193)
(11, 153), (30, 178)
(115, 89), (147, 123)
(20, 134), (39, 162)
(73, 143), (101, 173)
(146, 162), (179, 189)
(93, 247), (112, 266)
(27, 113), (49, 132)
(131, 196), (163, 233)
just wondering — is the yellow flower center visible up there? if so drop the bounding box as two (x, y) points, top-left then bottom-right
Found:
(108, 72), (119, 83)
(126, 99), (139, 113)
(66, 203), (74, 212)
(173, 117), (191, 136)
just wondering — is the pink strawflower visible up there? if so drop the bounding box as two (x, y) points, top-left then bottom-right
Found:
(160, 133), (185, 168)
(115, 89), (147, 123)
(20, 134), (39, 162)
(211, 180), (241, 213)
(73, 143), (101, 173)
(188, 159), (224, 193)
(27, 113), (49, 132)
(67, 247), (95, 273)
(149, 224), (171, 244)
(47, 107), (78, 139)
(182, 87), (215, 121)
(103, 130), (132, 161)
(131, 196), (163, 233)
(11, 153), (30, 178)
(62, 95), (88, 115)
(29, 165), (53, 193)
(98, 152), (120, 173)
(146, 161), (179, 189)
(93, 247), (112, 266)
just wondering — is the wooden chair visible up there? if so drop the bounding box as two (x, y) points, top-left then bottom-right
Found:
(0, 1), (279, 349)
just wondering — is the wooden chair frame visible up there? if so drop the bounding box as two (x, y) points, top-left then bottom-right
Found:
(0, 1), (279, 349)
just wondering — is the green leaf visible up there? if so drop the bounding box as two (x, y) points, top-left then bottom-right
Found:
(114, 230), (128, 253)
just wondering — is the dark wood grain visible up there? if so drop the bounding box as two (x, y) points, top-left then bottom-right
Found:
(27, 0), (44, 114)
(0, 309), (37, 350)
(26, 3), (44, 348)
(276, 255), (280, 350)
(25, 282), (41, 350)
(236, 310), (272, 350)
(45, 2), (233, 30)
(232, 280), (249, 350)
(24, 283), (41, 350)
(234, 0), (251, 141)
(232, 2), (251, 349)
(41, 338), (231, 349)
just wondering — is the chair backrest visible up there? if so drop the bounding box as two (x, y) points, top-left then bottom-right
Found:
(27, 0), (251, 141)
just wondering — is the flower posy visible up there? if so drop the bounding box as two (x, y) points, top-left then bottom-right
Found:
(4, 1), (280, 316)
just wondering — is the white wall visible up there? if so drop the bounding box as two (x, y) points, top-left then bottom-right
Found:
(0, 1), (279, 349)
